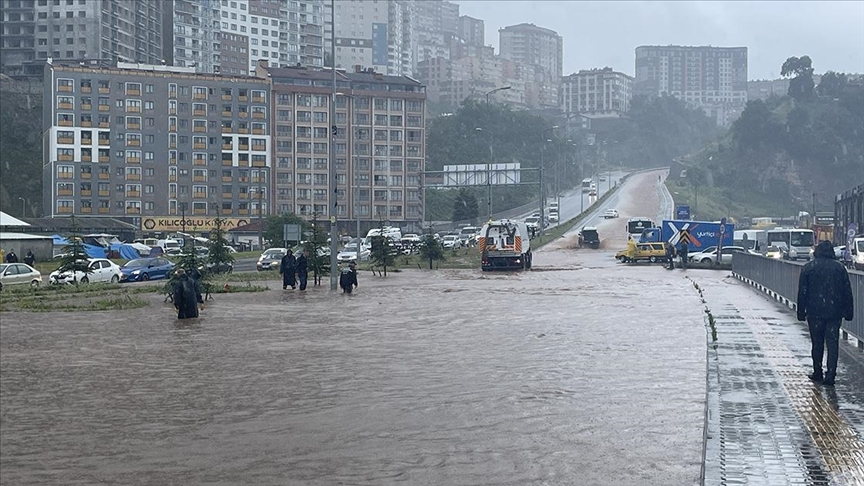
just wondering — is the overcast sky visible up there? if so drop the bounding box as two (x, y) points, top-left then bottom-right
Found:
(454, 1), (864, 80)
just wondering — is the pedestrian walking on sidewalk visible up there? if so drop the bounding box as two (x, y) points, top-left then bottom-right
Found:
(797, 240), (855, 387)
(665, 241), (676, 270)
(296, 250), (309, 291)
(279, 249), (297, 290)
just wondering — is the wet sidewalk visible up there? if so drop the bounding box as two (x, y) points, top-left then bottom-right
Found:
(691, 272), (864, 486)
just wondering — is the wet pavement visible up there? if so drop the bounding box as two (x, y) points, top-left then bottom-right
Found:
(2, 171), (863, 485)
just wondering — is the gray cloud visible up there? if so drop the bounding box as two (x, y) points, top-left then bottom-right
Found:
(455, 1), (864, 79)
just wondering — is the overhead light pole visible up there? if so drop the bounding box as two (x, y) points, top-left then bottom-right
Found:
(484, 85), (511, 104)
(328, 0), (338, 290)
(336, 91), (364, 264)
(539, 126), (558, 220)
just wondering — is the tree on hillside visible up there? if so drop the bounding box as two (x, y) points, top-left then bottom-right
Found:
(817, 71), (848, 98)
(0, 88), (43, 217)
(452, 188), (479, 223)
(781, 56), (815, 100)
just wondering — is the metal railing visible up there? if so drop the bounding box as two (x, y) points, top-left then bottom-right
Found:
(732, 253), (864, 340)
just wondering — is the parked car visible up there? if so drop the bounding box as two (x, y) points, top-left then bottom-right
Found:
(49, 258), (122, 284)
(764, 244), (788, 259)
(615, 242), (668, 263)
(691, 246), (747, 264)
(603, 209), (619, 219)
(0, 263), (42, 291)
(442, 235), (462, 249)
(257, 248), (287, 271)
(687, 246), (718, 262)
(120, 257), (175, 282)
(548, 211), (559, 223)
(337, 243), (371, 262)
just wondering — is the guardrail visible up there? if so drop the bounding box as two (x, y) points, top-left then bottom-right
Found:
(732, 252), (864, 343)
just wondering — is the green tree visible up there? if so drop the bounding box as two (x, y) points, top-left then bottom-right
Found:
(781, 55), (815, 100)
(207, 217), (235, 273)
(817, 71), (848, 98)
(303, 215), (329, 285)
(56, 216), (93, 284)
(419, 232), (445, 269)
(369, 222), (397, 276)
(452, 188), (479, 223)
(262, 213), (307, 248)
(0, 86), (43, 217)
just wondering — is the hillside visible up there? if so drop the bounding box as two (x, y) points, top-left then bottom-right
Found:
(0, 83), (43, 218)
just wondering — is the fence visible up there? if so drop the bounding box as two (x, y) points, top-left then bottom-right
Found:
(732, 252), (864, 342)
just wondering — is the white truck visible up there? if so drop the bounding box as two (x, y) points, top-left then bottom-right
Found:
(478, 220), (532, 271)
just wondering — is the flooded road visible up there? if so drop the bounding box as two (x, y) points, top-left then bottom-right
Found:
(1, 171), (710, 485)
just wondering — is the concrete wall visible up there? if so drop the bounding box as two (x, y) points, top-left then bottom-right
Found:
(0, 238), (53, 263)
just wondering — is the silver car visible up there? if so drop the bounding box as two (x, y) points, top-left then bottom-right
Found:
(691, 246), (746, 264)
(0, 263), (42, 291)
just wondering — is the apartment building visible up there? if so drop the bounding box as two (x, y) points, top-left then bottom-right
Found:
(457, 15), (484, 48)
(499, 23), (563, 81)
(413, 0), (459, 66)
(329, 0), (414, 76)
(1, 0), (166, 77)
(560, 68), (633, 118)
(42, 60), (272, 226)
(634, 45), (748, 125)
(261, 63), (425, 231)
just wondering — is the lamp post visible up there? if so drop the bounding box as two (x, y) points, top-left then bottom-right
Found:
(18, 196), (25, 218)
(475, 127), (494, 221)
(328, 0), (338, 291)
(484, 85), (511, 104)
(539, 126), (558, 219)
(336, 92), (364, 264)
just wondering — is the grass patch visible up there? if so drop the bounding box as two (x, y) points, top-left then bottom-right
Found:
(666, 181), (791, 222)
(2, 290), (147, 312)
(211, 282), (269, 293)
(385, 247), (481, 270)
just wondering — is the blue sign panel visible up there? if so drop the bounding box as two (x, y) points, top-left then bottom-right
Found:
(676, 205), (691, 220)
(372, 23), (389, 66)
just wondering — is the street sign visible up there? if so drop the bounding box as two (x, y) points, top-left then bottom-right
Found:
(676, 205), (690, 220)
(719, 217), (727, 235)
(284, 224), (301, 243)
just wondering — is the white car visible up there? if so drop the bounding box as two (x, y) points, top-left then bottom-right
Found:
(442, 235), (462, 249)
(337, 243), (371, 262)
(690, 246), (747, 264)
(604, 209), (619, 219)
(0, 263), (42, 291)
(548, 211), (559, 223)
(49, 258), (123, 284)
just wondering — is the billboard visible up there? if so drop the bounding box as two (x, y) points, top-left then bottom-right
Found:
(440, 163), (522, 187)
(676, 205), (691, 220)
(141, 217), (251, 232)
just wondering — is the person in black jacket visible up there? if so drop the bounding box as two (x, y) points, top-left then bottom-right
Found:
(172, 269), (202, 319)
(797, 240), (855, 386)
(24, 250), (35, 266)
(279, 249), (297, 290)
(339, 261), (358, 294)
(296, 249), (309, 291)
(4, 249), (18, 263)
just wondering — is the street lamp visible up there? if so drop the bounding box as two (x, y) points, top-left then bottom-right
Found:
(18, 196), (25, 218)
(539, 126), (558, 215)
(484, 85), (511, 104)
(336, 92), (365, 264)
(475, 127), (495, 221)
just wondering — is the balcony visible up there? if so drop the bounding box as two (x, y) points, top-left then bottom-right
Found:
(252, 160), (266, 167)
(169, 157), (177, 165)
(252, 145), (266, 152)
(222, 94), (232, 101)
(126, 174), (141, 181)
(57, 189), (73, 196)
(57, 137), (74, 144)
(58, 119), (74, 127)
(81, 155), (92, 162)
(169, 90), (177, 98)
(81, 189), (92, 196)
(58, 154), (74, 161)
(238, 144), (249, 150)
(56, 206), (73, 214)
(238, 95), (248, 102)
(80, 207), (92, 214)
(98, 87), (110, 94)
(169, 192), (177, 199)
(126, 89), (140, 96)
(193, 93), (207, 100)
(99, 122), (109, 128)
(81, 103), (91, 110)
(221, 209), (233, 215)
(221, 176), (232, 182)
(222, 110), (232, 117)
(252, 128), (265, 135)
(238, 209), (249, 215)
(169, 141), (177, 148)
(238, 111), (248, 118)
(81, 86), (92, 93)
(126, 190), (140, 197)
(168, 174), (177, 182)
(98, 173), (110, 180)
(252, 176), (265, 183)
(126, 207), (141, 214)
(238, 128), (248, 134)
(98, 139), (110, 146)
(127, 123), (140, 130)
(126, 106), (141, 113)
(193, 109), (206, 116)
(193, 126), (206, 132)
(193, 158), (206, 166)
(169, 125), (177, 132)
(252, 112), (265, 119)
(81, 173), (92, 180)
(238, 193), (249, 199)
(222, 127), (231, 133)
(169, 108), (177, 115)
(98, 207), (110, 213)
(127, 157), (141, 164)
(193, 191), (207, 199)
(193, 175), (207, 182)
(81, 121), (92, 127)
(81, 137), (93, 145)
(127, 140), (141, 147)
(222, 159), (233, 167)
(222, 143), (232, 150)
(252, 96), (265, 104)
(98, 190), (110, 196)
(193, 208), (207, 215)
(58, 102), (73, 110)
(237, 159), (249, 167)
(98, 105), (110, 111)
(222, 192), (232, 199)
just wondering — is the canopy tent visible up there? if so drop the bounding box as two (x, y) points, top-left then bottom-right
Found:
(0, 211), (29, 227)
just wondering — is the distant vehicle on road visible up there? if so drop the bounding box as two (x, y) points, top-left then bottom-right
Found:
(0, 263), (41, 291)
(626, 217), (654, 241)
(257, 248), (287, 271)
(581, 178), (593, 193)
(764, 244), (788, 260)
(548, 210), (559, 223)
(615, 242), (667, 263)
(604, 209), (619, 219)
(689, 246), (746, 264)
(478, 220), (532, 271)
(442, 235), (462, 249)
(766, 228), (815, 261)
(579, 227), (600, 249)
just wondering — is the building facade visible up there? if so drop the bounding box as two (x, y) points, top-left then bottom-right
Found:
(1, 0), (166, 77)
(457, 15), (484, 48)
(499, 23), (563, 80)
(261, 63), (425, 231)
(560, 68), (633, 118)
(329, 0), (415, 77)
(634, 45), (748, 125)
(42, 60), (272, 225)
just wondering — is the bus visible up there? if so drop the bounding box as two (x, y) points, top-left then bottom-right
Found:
(766, 228), (815, 261)
(626, 217), (654, 241)
(581, 178), (593, 193)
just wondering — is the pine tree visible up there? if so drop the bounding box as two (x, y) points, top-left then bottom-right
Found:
(207, 217), (235, 274)
(369, 221), (397, 276)
(57, 216), (93, 285)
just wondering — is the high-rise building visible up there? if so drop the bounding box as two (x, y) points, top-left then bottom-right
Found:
(457, 15), (484, 48)
(1, 0), (166, 77)
(499, 23), (562, 80)
(413, 0), (460, 67)
(260, 62), (426, 230)
(560, 68), (633, 118)
(42, 60), (272, 224)
(634, 45), (748, 125)
(329, 0), (414, 76)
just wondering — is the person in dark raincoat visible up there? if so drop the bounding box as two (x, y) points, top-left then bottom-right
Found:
(296, 249), (309, 291)
(4, 249), (18, 263)
(23, 250), (35, 266)
(172, 269), (202, 319)
(677, 240), (688, 269)
(340, 261), (358, 294)
(279, 249), (297, 290)
(797, 240), (855, 386)
(665, 241), (676, 270)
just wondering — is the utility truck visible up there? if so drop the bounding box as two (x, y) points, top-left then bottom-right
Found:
(478, 220), (532, 271)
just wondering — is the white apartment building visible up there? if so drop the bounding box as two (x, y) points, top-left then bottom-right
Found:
(330, 0), (414, 76)
(560, 68), (633, 118)
(499, 23), (562, 81)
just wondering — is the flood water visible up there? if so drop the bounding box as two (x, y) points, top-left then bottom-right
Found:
(0, 247), (708, 486)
